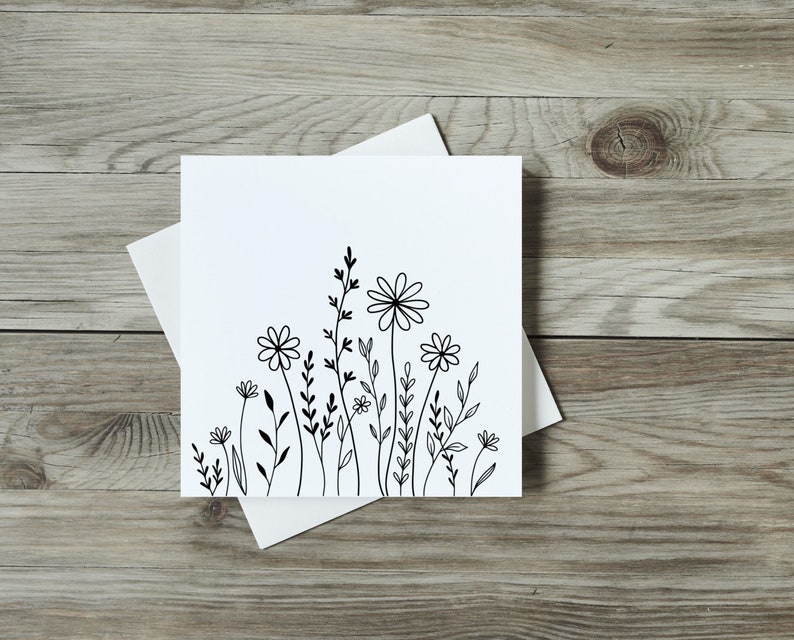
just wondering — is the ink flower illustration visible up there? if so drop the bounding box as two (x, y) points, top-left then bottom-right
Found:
(209, 426), (232, 496)
(195, 247), (503, 497)
(209, 426), (232, 445)
(366, 273), (429, 332)
(257, 326), (301, 371)
(420, 333), (461, 372)
(235, 380), (259, 399)
(477, 430), (500, 451)
(352, 395), (371, 414)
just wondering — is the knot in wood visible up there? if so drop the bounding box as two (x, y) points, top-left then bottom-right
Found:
(589, 113), (668, 177)
(0, 452), (47, 489)
(201, 497), (229, 525)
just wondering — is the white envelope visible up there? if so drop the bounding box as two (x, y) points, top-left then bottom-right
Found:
(128, 114), (561, 546)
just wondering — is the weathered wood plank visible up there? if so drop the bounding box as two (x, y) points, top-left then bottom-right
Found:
(3, 0), (793, 17)
(1, 491), (793, 575)
(2, 337), (792, 496)
(1, 564), (793, 638)
(4, 175), (793, 257)
(3, 250), (791, 336)
(2, 16), (793, 98)
(3, 96), (793, 177)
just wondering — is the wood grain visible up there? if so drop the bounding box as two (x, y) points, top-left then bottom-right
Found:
(4, 97), (794, 178)
(2, 2), (793, 637)
(2, 15), (793, 98)
(2, 173), (793, 336)
(2, 336), (792, 495)
(4, 175), (793, 257)
(3, 0), (793, 17)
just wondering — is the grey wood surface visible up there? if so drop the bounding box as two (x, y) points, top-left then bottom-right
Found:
(1, 2), (793, 638)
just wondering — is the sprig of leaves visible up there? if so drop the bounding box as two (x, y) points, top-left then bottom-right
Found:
(257, 389), (290, 495)
(393, 361), (415, 494)
(324, 247), (361, 495)
(191, 443), (218, 496)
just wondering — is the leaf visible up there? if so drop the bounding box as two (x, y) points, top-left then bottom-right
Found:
(427, 432), (435, 457)
(278, 411), (290, 428)
(370, 424), (378, 440)
(259, 429), (274, 449)
(380, 394), (387, 412)
(457, 381), (464, 403)
(264, 390), (274, 412)
(358, 338), (367, 357)
(324, 358), (335, 371)
(367, 337), (373, 353)
(446, 442), (467, 452)
(303, 424), (314, 434)
(360, 380), (372, 395)
(337, 417), (347, 441)
(472, 462), (496, 494)
(465, 403), (480, 420)
(443, 407), (454, 430)
(382, 426), (391, 442)
(469, 362), (479, 384)
(322, 430), (331, 441)
(256, 462), (269, 483)
(276, 446), (290, 468)
(231, 445), (244, 493)
(372, 360), (379, 378)
(340, 449), (353, 469)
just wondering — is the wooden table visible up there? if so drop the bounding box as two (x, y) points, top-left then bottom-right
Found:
(2, 2), (793, 637)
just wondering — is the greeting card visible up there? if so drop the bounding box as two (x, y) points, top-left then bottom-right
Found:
(181, 155), (522, 497)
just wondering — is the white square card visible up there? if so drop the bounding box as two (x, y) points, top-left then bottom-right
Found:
(181, 156), (522, 497)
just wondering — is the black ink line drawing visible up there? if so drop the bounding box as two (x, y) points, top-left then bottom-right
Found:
(257, 326), (303, 495)
(191, 443), (221, 496)
(359, 337), (388, 495)
(366, 272), (429, 495)
(230, 380), (258, 496)
(193, 246), (502, 497)
(393, 362), (415, 495)
(209, 426), (232, 496)
(411, 333), (460, 495)
(257, 389), (290, 496)
(423, 362), (480, 496)
(470, 430), (499, 495)
(323, 247), (361, 494)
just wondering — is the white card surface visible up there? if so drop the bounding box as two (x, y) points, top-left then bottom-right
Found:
(128, 115), (561, 544)
(180, 155), (522, 497)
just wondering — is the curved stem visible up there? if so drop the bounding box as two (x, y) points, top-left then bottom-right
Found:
(221, 443), (230, 496)
(422, 454), (436, 496)
(409, 368), (438, 496)
(331, 270), (360, 495)
(238, 397), (248, 495)
(384, 324), (398, 496)
(311, 433), (325, 496)
(267, 408), (279, 496)
(470, 447), (485, 496)
(281, 368), (303, 496)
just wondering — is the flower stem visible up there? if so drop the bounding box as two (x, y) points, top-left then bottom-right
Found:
(470, 446), (485, 496)
(221, 442), (230, 496)
(312, 433), (325, 496)
(238, 397), (248, 495)
(384, 323), (398, 496)
(331, 268), (360, 495)
(409, 367), (438, 497)
(281, 368), (303, 496)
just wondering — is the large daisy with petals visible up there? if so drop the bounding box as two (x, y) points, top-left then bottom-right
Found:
(366, 273), (429, 332)
(257, 326), (301, 371)
(420, 333), (461, 372)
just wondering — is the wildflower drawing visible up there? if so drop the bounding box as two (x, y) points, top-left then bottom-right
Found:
(191, 246), (505, 497)
(366, 273), (429, 495)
